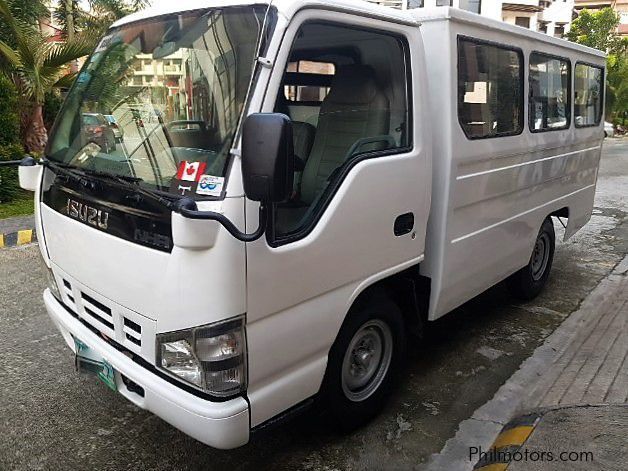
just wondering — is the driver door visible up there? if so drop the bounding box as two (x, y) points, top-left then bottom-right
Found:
(244, 11), (430, 427)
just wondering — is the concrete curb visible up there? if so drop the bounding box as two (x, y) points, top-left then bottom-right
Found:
(0, 229), (37, 248)
(472, 413), (541, 470)
(425, 253), (628, 471)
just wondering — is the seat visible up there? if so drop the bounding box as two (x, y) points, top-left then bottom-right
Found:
(300, 64), (390, 204)
(275, 94), (316, 163)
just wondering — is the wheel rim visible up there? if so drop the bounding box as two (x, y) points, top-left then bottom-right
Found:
(341, 319), (393, 402)
(531, 232), (551, 281)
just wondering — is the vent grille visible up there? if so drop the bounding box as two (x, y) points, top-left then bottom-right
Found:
(58, 274), (148, 355)
(123, 317), (142, 346)
(62, 279), (75, 305)
(81, 292), (114, 332)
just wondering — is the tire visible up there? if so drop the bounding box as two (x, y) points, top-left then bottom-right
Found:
(507, 217), (555, 300)
(321, 297), (405, 431)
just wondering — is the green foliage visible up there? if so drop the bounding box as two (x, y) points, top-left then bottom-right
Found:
(566, 8), (628, 118)
(43, 90), (64, 131)
(0, 143), (23, 203)
(565, 8), (627, 54)
(0, 74), (23, 203)
(54, 0), (150, 38)
(0, 74), (19, 145)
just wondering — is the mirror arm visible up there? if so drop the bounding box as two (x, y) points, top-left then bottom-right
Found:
(175, 197), (267, 243)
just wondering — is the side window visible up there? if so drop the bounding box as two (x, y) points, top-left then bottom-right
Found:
(529, 53), (570, 132)
(574, 63), (603, 127)
(272, 22), (411, 242)
(457, 37), (523, 139)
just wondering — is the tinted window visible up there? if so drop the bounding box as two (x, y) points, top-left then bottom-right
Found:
(574, 63), (603, 127)
(458, 38), (523, 139)
(529, 53), (570, 131)
(273, 23), (410, 241)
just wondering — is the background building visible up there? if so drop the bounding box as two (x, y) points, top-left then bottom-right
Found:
(367, 0), (574, 37)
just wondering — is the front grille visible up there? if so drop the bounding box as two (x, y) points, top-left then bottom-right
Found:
(59, 274), (153, 358)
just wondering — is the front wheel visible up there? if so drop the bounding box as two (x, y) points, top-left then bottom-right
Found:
(321, 298), (405, 431)
(507, 217), (555, 300)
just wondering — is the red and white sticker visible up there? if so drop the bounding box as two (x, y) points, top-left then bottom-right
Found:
(177, 161), (207, 182)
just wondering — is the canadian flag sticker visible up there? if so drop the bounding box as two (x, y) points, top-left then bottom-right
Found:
(177, 161), (207, 182)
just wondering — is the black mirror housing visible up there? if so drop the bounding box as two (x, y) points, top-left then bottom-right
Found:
(242, 113), (294, 202)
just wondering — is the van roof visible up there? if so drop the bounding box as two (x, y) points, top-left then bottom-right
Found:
(412, 7), (605, 59)
(111, 0), (604, 59)
(111, 0), (417, 28)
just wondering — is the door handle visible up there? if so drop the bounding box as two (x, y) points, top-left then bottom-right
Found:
(394, 212), (414, 237)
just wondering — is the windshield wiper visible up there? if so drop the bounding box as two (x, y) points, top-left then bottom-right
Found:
(43, 159), (98, 189)
(44, 159), (176, 211)
(77, 167), (176, 210)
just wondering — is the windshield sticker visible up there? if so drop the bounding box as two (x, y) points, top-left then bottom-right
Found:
(176, 161), (207, 182)
(196, 175), (224, 197)
(170, 180), (197, 196)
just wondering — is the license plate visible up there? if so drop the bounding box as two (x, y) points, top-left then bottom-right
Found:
(74, 338), (117, 392)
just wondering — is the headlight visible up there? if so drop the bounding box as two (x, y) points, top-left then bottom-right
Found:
(45, 266), (61, 301)
(156, 316), (247, 398)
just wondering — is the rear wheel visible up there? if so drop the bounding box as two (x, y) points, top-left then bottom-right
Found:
(321, 297), (405, 431)
(507, 217), (555, 300)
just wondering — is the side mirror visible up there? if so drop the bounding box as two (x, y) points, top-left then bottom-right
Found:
(18, 156), (42, 192)
(242, 113), (294, 203)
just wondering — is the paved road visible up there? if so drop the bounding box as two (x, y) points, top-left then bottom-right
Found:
(0, 139), (627, 471)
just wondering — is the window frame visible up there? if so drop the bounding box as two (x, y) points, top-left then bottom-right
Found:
(528, 51), (572, 134)
(573, 61), (605, 129)
(457, 35), (525, 140)
(267, 20), (414, 247)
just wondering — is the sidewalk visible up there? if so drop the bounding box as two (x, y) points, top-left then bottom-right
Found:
(476, 257), (628, 470)
(0, 215), (36, 248)
(427, 255), (628, 471)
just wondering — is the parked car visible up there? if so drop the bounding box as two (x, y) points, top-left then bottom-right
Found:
(81, 113), (116, 153)
(604, 121), (615, 138)
(104, 114), (124, 143)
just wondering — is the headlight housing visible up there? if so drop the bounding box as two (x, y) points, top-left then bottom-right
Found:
(45, 266), (61, 301)
(156, 316), (247, 398)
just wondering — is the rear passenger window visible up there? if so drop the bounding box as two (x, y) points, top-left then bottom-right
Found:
(529, 53), (570, 131)
(458, 37), (523, 139)
(574, 63), (604, 127)
(284, 61), (336, 104)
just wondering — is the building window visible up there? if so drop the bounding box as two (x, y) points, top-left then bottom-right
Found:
(457, 37), (524, 139)
(538, 21), (548, 34)
(459, 0), (481, 14)
(529, 53), (571, 132)
(554, 24), (565, 38)
(574, 63), (604, 127)
(515, 17), (531, 29)
(436, 0), (453, 6)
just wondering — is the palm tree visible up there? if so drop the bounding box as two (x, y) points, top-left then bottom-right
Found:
(0, 0), (96, 153)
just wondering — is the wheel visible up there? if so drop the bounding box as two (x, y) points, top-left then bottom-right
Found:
(321, 297), (405, 431)
(507, 217), (555, 300)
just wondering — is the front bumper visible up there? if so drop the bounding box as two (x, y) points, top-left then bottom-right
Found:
(43, 289), (250, 449)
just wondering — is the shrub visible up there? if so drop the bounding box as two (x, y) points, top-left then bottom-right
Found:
(0, 143), (24, 203)
(0, 75), (24, 203)
(44, 90), (64, 131)
(0, 75), (20, 146)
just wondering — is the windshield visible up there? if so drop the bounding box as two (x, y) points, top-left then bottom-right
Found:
(47, 6), (266, 198)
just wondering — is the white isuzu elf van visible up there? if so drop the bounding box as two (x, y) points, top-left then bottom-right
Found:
(19, 0), (606, 449)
